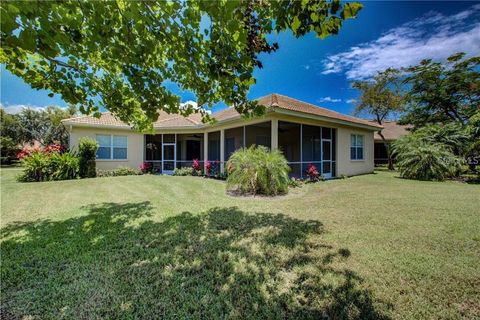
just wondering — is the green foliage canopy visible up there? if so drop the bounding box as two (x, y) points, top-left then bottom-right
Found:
(400, 52), (480, 128)
(0, 105), (77, 147)
(352, 68), (405, 169)
(0, 0), (362, 130)
(352, 68), (404, 124)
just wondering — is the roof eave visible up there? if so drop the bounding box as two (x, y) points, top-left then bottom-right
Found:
(272, 108), (383, 131)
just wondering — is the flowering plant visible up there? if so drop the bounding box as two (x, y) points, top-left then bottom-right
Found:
(192, 158), (201, 171)
(45, 144), (63, 154)
(139, 162), (152, 174)
(306, 163), (320, 181)
(205, 160), (212, 174)
(17, 143), (63, 160)
(17, 147), (32, 160)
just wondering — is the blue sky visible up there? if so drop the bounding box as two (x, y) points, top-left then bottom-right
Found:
(1, 1), (479, 117)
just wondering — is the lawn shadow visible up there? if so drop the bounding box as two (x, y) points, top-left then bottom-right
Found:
(1, 202), (391, 319)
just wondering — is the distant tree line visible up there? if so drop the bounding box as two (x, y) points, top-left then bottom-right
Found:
(0, 105), (76, 163)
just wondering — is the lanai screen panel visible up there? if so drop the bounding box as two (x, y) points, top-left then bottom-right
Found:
(224, 127), (244, 161)
(245, 121), (271, 149)
(145, 134), (162, 161)
(208, 131), (221, 162)
(278, 121), (301, 178)
(176, 133), (203, 168)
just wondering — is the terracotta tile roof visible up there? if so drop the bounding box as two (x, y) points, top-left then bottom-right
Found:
(62, 93), (382, 130)
(258, 93), (382, 129)
(371, 121), (411, 141)
(63, 111), (203, 129)
(210, 107), (241, 122)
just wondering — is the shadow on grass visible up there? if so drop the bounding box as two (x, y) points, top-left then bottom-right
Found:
(1, 202), (391, 319)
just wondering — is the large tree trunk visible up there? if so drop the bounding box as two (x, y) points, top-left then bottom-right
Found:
(374, 116), (395, 171)
(378, 131), (394, 170)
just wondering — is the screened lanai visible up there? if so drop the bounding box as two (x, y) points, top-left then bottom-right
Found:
(144, 119), (336, 178)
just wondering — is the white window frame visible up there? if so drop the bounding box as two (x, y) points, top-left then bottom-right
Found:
(96, 134), (128, 160)
(350, 134), (364, 161)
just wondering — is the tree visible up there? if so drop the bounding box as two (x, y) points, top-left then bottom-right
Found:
(352, 68), (405, 170)
(0, 105), (77, 150)
(0, 0), (362, 130)
(0, 108), (22, 144)
(15, 105), (77, 147)
(400, 52), (480, 129)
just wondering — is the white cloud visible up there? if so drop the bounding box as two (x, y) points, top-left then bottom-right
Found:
(321, 4), (480, 80)
(0, 103), (46, 114)
(317, 96), (342, 103)
(179, 100), (212, 114)
(302, 64), (311, 70)
(346, 99), (357, 104)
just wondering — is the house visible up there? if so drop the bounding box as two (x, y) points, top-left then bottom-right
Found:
(62, 94), (382, 178)
(371, 121), (410, 164)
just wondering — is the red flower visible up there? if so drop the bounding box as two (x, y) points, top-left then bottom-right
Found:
(205, 160), (212, 174)
(139, 162), (152, 173)
(17, 147), (31, 160)
(45, 144), (63, 154)
(192, 159), (201, 171)
(306, 163), (319, 180)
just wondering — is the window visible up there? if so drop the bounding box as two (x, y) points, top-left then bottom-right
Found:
(96, 134), (127, 160)
(351, 134), (364, 160)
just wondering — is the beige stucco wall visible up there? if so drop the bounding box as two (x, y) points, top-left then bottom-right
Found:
(336, 127), (374, 176)
(69, 127), (144, 170)
(68, 114), (376, 176)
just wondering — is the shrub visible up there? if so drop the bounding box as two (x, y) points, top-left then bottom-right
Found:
(48, 152), (79, 180)
(205, 160), (221, 177)
(205, 160), (212, 175)
(113, 166), (141, 176)
(305, 163), (320, 181)
(17, 151), (51, 182)
(191, 159), (202, 176)
(226, 145), (290, 196)
(410, 123), (469, 155)
(288, 177), (303, 188)
(394, 141), (463, 181)
(78, 137), (98, 178)
(173, 167), (193, 176)
(44, 143), (63, 154)
(192, 159), (201, 171)
(139, 162), (153, 174)
(392, 124), (469, 181)
(17, 150), (79, 182)
(96, 166), (141, 177)
(0, 136), (20, 164)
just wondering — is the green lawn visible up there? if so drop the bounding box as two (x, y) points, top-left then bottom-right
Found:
(1, 168), (479, 319)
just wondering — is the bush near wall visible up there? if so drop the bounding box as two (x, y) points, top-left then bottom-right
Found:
(17, 145), (79, 182)
(78, 137), (98, 178)
(96, 166), (142, 177)
(226, 146), (290, 196)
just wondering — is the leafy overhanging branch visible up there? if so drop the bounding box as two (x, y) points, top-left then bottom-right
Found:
(0, 0), (362, 131)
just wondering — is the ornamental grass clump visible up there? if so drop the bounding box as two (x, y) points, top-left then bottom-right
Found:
(226, 145), (290, 196)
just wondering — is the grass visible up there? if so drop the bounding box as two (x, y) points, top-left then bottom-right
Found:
(1, 167), (479, 319)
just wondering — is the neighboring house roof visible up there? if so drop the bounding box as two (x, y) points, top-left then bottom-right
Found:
(371, 121), (410, 141)
(62, 93), (382, 130)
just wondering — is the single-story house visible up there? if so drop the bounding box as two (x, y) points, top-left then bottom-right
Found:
(62, 93), (382, 178)
(371, 121), (410, 164)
